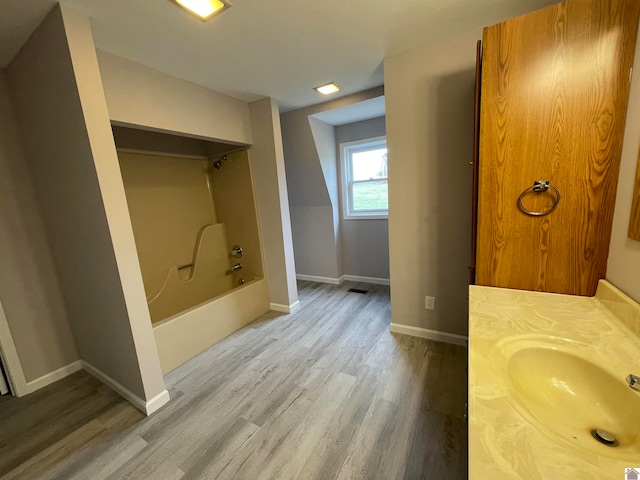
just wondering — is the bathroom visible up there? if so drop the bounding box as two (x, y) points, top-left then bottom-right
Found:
(0, 0), (640, 477)
(0, 7), (299, 413)
(112, 126), (268, 373)
(466, 1), (640, 477)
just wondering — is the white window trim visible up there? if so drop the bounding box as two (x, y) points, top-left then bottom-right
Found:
(339, 135), (388, 220)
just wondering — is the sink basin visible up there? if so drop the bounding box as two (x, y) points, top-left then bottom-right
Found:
(506, 346), (640, 459)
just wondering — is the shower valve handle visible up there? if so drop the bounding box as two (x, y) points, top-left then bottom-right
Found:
(232, 245), (243, 258)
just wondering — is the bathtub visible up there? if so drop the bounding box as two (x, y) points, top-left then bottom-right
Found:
(152, 277), (270, 373)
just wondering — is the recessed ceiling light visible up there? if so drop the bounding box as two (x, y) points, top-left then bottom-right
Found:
(315, 83), (341, 95)
(172, 0), (231, 21)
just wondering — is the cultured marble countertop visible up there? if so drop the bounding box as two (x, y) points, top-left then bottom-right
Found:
(469, 281), (640, 480)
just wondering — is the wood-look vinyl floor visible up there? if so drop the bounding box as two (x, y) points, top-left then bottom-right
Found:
(0, 281), (468, 480)
(0, 371), (144, 479)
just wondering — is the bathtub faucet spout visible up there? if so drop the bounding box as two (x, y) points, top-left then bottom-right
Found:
(230, 263), (243, 272)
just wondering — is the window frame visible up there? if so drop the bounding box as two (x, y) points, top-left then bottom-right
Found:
(339, 136), (388, 220)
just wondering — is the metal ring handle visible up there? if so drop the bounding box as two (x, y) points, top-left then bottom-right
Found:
(517, 180), (561, 216)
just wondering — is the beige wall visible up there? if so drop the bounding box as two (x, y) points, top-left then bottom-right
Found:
(6, 4), (165, 403)
(607, 29), (640, 303)
(112, 126), (234, 159)
(335, 116), (389, 279)
(97, 50), (253, 146)
(385, 28), (481, 336)
(0, 72), (79, 382)
(249, 98), (298, 308)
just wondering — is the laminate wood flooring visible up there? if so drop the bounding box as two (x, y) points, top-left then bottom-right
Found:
(1, 281), (468, 479)
(0, 371), (144, 479)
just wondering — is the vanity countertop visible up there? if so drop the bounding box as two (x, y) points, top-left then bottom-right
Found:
(469, 280), (640, 480)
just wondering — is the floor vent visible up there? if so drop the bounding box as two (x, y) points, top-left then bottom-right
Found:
(348, 288), (369, 294)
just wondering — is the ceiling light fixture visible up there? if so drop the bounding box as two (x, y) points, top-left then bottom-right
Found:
(315, 83), (341, 95)
(172, 0), (232, 21)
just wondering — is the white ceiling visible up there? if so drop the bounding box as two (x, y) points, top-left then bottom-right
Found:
(1, 0), (559, 111)
(312, 96), (385, 126)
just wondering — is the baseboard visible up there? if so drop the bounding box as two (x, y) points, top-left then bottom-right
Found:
(270, 300), (301, 314)
(24, 360), (83, 394)
(145, 389), (172, 415)
(81, 361), (170, 416)
(296, 274), (391, 287)
(389, 323), (468, 346)
(296, 274), (342, 285)
(289, 300), (301, 313)
(342, 275), (390, 286)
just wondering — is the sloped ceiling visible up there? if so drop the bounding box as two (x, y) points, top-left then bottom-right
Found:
(1, 0), (559, 111)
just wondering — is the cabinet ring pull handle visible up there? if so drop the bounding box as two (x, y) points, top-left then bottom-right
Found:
(517, 180), (561, 216)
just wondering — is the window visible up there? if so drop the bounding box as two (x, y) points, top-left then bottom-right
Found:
(340, 136), (388, 219)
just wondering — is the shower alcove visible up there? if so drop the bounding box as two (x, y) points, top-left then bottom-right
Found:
(113, 126), (270, 373)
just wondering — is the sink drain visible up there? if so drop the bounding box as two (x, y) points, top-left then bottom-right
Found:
(591, 429), (618, 447)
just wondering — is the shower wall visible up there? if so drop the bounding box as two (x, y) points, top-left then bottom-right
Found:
(210, 150), (263, 283)
(118, 152), (218, 301)
(118, 148), (265, 326)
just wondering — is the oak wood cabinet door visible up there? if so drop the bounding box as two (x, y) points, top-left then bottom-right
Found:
(470, 40), (482, 285)
(476, 0), (640, 296)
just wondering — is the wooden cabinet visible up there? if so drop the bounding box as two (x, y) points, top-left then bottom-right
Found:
(475, 0), (640, 296)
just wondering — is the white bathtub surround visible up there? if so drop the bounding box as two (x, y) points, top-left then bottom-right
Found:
(469, 281), (640, 478)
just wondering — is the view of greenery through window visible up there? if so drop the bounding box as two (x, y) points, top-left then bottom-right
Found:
(351, 147), (388, 212)
(352, 181), (388, 210)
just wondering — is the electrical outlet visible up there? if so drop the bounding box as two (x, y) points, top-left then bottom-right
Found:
(425, 296), (436, 310)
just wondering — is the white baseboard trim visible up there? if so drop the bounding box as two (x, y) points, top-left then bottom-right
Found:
(81, 361), (170, 416)
(270, 300), (301, 314)
(296, 274), (342, 285)
(389, 323), (468, 346)
(24, 360), (83, 394)
(145, 389), (172, 415)
(289, 300), (301, 313)
(342, 275), (390, 286)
